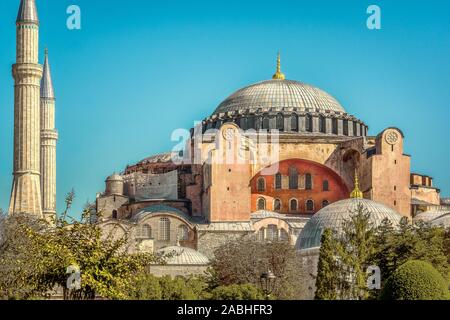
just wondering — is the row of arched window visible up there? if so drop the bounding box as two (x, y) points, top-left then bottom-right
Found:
(136, 218), (189, 241)
(256, 225), (290, 242)
(257, 170), (330, 192)
(257, 197), (329, 212)
(231, 114), (365, 136)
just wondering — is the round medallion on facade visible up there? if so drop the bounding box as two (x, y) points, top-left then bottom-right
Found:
(223, 127), (237, 141)
(385, 130), (399, 145)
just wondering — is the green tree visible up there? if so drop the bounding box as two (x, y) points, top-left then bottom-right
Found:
(373, 218), (449, 284)
(0, 193), (157, 300)
(210, 284), (265, 300)
(380, 260), (449, 300)
(338, 203), (376, 300)
(211, 239), (308, 299)
(314, 229), (339, 300)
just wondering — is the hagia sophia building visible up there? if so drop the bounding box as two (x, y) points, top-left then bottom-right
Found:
(7, 1), (450, 286)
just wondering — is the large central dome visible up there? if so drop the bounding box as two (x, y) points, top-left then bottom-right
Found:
(213, 79), (346, 115)
(202, 54), (368, 138)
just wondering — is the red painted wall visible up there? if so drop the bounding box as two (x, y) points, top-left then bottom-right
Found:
(251, 159), (349, 214)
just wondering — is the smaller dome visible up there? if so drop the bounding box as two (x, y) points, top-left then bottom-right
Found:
(106, 173), (123, 182)
(414, 209), (450, 223)
(431, 213), (450, 229)
(296, 198), (403, 250)
(156, 246), (210, 265)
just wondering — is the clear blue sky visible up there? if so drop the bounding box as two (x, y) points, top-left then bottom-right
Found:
(0, 0), (449, 217)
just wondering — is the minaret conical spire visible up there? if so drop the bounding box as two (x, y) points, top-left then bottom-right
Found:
(17, 0), (39, 23)
(41, 49), (55, 99)
(272, 52), (286, 80)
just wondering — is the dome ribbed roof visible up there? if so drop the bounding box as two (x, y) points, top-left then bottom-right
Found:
(213, 79), (345, 115)
(296, 198), (403, 250)
(414, 209), (450, 223)
(156, 246), (210, 265)
(431, 213), (450, 229)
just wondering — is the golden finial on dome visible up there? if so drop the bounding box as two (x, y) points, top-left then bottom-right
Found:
(350, 170), (364, 199)
(272, 52), (286, 80)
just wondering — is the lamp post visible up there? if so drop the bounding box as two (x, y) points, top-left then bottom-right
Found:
(260, 270), (277, 300)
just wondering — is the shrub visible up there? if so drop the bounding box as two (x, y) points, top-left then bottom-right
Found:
(380, 260), (449, 300)
(210, 284), (265, 300)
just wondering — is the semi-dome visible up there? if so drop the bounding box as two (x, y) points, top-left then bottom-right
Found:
(296, 198), (403, 250)
(213, 79), (345, 116)
(156, 246), (210, 265)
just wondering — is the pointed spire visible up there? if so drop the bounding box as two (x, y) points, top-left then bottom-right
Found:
(272, 51), (286, 80)
(350, 169), (364, 199)
(41, 48), (55, 99)
(17, 0), (39, 23)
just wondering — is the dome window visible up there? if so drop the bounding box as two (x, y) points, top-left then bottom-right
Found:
(276, 114), (284, 131)
(291, 115), (298, 131)
(275, 172), (282, 190)
(257, 177), (266, 192)
(267, 225), (278, 241)
(305, 114), (313, 132)
(322, 200), (330, 208)
(305, 173), (313, 190)
(290, 199), (298, 212)
(257, 198), (266, 211)
(138, 224), (152, 239)
(159, 218), (171, 241)
(289, 167), (299, 190)
(274, 199), (282, 211)
(323, 180), (329, 191)
(178, 225), (189, 241)
(306, 200), (315, 212)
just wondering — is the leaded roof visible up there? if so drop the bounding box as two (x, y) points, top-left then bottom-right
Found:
(156, 246), (210, 265)
(213, 79), (345, 116)
(296, 198), (403, 250)
(17, 0), (38, 23)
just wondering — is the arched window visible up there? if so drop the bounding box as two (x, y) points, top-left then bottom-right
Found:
(274, 199), (282, 211)
(257, 228), (265, 241)
(305, 173), (313, 190)
(247, 116), (256, 129)
(290, 199), (298, 212)
(332, 118), (338, 134)
(112, 210), (118, 219)
(138, 224), (152, 239)
(257, 198), (266, 211)
(159, 218), (170, 241)
(289, 166), (299, 190)
(291, 114), (298, 131)
(343, 120), (349, 136)
(306, 200), (314, 212)
(322, 200), (329, 208)
(262, 116), (270, 130)
(257, 177), (266, 192)
(323, 180), (329, 191)
(267, 225), (278, 241)
(178, 225), (189, 241)
(275, 172), (282, 190)
(319, 116), (326, 133)
(276, 114), (284, 130)
(305, 114), (313, 132)
(280, 229), (289, 242)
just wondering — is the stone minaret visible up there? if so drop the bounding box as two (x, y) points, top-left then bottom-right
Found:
(41, 49), (58, 221)
(9, 0), (43, 217)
